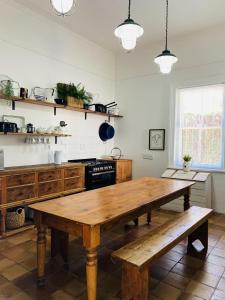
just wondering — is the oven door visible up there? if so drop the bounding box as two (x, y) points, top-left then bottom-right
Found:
(86, 170), (116, 190)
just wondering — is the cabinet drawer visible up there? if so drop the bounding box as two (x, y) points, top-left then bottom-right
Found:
(38, 170), (62, 182)
(38, 180), (63, 197)
(64, 177), (83, 191)
(64, 167), (83, 178)
(6, 173), (35, 187)
(7, 185), (35, 203)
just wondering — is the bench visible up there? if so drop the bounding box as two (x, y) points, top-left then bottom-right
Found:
(112, 206), (213, 300)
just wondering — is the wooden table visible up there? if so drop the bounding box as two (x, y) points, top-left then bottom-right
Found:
(29, 177), (194, 300)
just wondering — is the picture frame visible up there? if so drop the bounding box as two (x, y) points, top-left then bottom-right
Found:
(149, 129), (165, 150)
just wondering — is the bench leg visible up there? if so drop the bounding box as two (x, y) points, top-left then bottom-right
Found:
(122, 264), (149, 300)
(187, 221), (208, 260)
(134, 218), (139, 226)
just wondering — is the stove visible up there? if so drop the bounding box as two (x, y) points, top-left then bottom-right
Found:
(68, 158), (116, 190)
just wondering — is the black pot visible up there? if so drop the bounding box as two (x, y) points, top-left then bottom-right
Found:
(99, 122), (115, 142)
(89, 102), (117, 113)
(0, 122), (18, 133)
(54, 98), (66, 105)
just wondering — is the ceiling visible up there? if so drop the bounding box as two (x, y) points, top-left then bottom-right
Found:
(14, 0), (225, 52)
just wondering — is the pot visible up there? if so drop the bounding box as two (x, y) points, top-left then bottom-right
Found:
(0, 121), (18, 133)
(89, 102), (117, 113)
(99, 122), (115, 142)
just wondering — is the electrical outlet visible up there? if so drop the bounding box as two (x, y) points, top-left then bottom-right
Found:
(142, 154), (153, 160)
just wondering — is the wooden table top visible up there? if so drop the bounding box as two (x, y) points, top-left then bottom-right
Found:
(29, 177), (194, 226)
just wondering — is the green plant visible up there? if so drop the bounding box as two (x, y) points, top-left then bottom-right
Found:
(183, 154), (192, 162)
(57, 82), (93, 104)
(3, 80), (14, 98)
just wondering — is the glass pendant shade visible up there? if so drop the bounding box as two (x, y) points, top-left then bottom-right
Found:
(51, 0), (74, 15)
(115, 19), (144, 51)
(154, 50), (178, 74)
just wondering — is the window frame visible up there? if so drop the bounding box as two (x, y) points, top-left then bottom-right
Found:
(169, 82), (225, 172)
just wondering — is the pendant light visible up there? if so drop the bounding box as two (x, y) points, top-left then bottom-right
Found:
(50, 0), (75, 16)
(114, 0), (144, 51)
(154, 0), (177, 74)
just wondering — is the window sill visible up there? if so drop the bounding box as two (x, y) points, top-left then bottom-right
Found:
(168, 166), (225, 174)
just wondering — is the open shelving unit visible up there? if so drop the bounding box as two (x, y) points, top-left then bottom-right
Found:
(0, 97), (123, 122)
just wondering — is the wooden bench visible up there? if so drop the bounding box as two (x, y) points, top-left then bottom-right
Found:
(112, 206), (213, 300)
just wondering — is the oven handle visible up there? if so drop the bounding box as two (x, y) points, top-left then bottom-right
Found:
(92, 170), (115, 176)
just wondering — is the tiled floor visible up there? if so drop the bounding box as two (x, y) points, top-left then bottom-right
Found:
(0, 210), (225, 299)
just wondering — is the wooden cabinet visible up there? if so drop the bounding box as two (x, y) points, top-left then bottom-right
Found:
(0, 163), (85, 237)
(115, 160), (132, 184)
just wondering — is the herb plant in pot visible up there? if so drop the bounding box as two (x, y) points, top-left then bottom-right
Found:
(183, 154), (192, 172)
(56, 82), (92, 109)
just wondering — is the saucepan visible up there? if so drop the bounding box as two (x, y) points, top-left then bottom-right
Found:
(87, 102), (117, 113)
(99, 121), (115, 142)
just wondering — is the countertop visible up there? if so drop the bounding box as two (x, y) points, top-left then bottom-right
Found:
(0, 163), (84, 175)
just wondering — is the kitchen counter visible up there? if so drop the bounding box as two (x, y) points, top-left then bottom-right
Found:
(0, 162), (83, 175)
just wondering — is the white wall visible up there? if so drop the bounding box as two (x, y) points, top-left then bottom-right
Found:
(0, 0), (116, 166)
(115, 25), (225, 213)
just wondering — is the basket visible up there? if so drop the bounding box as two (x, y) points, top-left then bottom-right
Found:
(67, 96), (84, 109)
(6, 207), (25, 230)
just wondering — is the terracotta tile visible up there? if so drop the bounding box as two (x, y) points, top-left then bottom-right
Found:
(180, 256), (204, 269)
(155, 257), (177, 271)
(0, 258), (15, 271)
(193, 271), (220, 288)
(0, 240), (14, 252)
(172, 262), (197, 278)
(207, 254), (225, 267)
(163, 272), (190, 290)
(178, 292), (204, 299)
(163, 250), (184, 262)
(0, 275), (8, 287)
(211, 289), (225, 300)
(217, 277), (225, 292)
(4, 247), (27, 263)
(152, 282), (181, 299)
(51, 289), (74, 300)
(1, 264), (29, 281)
(202, 262), (224, 277)
(63, 278), (86, 297)
(211, 247), (225, 258)
(151, 265), (169, 280)
(20, 254), (37, 271)
(0, 282), (22, 298)
(185, 280), (214, 299)
(10, 291), (32, 300)
(173, 244), (187, 255)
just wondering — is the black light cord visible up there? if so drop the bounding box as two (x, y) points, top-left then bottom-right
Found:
(165, 0), (168, 50)
(128, 0), (131, 19)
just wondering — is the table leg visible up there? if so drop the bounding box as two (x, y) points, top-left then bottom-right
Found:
(0, 209), (6, 237)
(86, 248), (98, 300)
(184, 188), (190, 211)
(134, 218), (139, 226)
(147, 211), (151, 225)
(83, 225), (100, 300)
(37, 225), (47, 287)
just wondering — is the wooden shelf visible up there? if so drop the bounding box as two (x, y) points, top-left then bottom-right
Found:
(0, 132), (71, 137)
(0, 97), (123, 119)
(3, 220), (35, 238)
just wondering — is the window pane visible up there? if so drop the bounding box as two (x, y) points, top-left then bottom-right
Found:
(174, 84), (224, 169)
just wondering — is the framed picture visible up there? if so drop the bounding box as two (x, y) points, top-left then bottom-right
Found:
(149, 129), (165, 150)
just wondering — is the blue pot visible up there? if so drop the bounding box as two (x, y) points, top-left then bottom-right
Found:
(99, 122), (115, 142)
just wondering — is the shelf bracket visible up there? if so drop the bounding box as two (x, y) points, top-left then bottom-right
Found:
(85, 112), (87, 120)
(55, 136), (57, 144)
(12, 100), (15, 110)
(54, 107), (57, 116)
(108, 116), (111, 123)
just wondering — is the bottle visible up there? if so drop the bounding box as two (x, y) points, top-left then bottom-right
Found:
(0, 150), (4, 170)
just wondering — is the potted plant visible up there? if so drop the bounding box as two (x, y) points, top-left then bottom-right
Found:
(183, 154), (192, 172)
(56, 82), (93, 109)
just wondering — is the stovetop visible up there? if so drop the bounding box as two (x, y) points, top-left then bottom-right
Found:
(68, 158), (115, 171)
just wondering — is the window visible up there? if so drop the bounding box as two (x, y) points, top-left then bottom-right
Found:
(174, 84), (225, 170)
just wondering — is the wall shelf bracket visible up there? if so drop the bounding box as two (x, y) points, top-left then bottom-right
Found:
(85, 112), (87, 120)
(54, 107), (57, 116)
(55, 136), (58, 144)
(11, 100), (15, 110)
